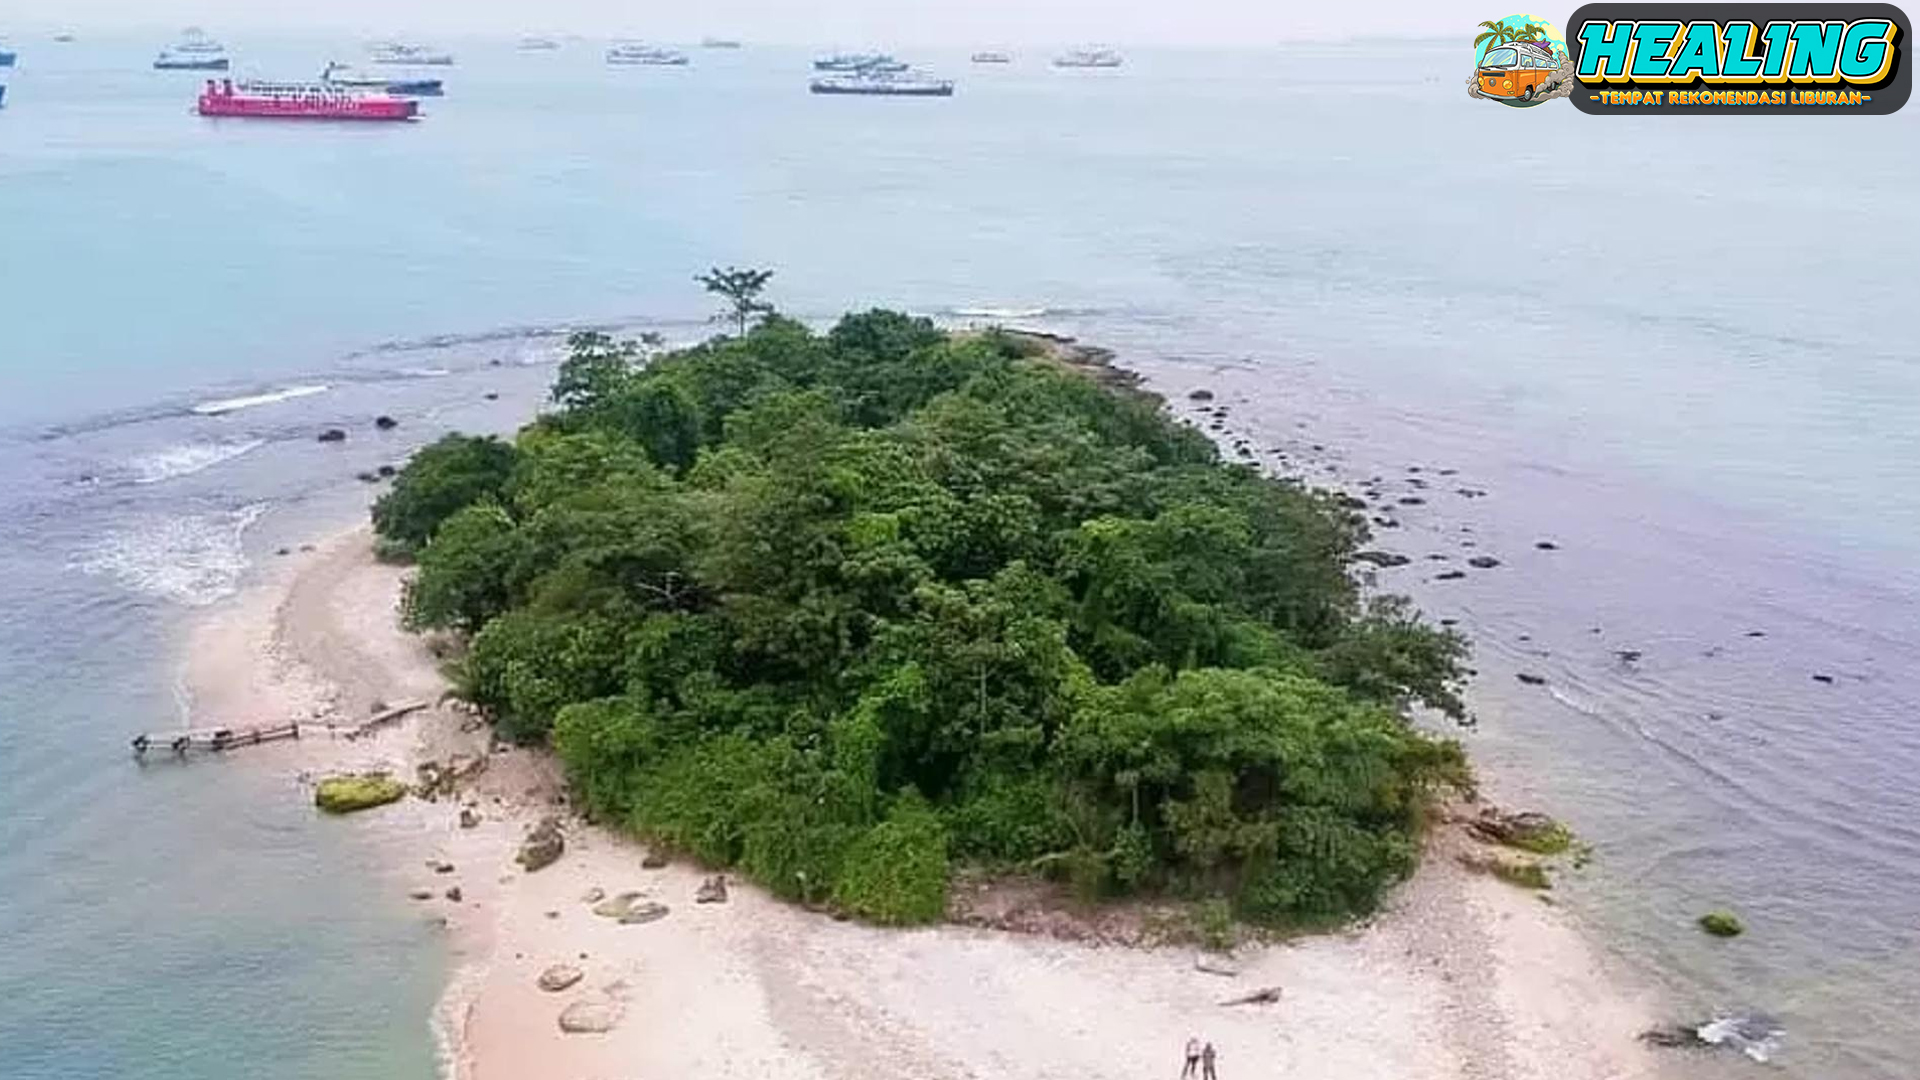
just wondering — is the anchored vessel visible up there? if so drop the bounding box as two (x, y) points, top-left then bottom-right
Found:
(814, 52), (908, 73)
(810, 70), (954, 96)
(1053, 47), (1123, 68)
(701, 37), (743, 49)
(0, 46), (16, 67)
(606, 43), (690, 66)
(155, 28), (229, 71)
(971, 51), (1013, 64)
(322, 61), (443, 96)
(198, 78), (420, 121)
(518, 36), (562, 51)
(370, 42), (454, 66)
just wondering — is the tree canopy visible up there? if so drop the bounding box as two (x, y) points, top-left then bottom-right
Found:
(378, 305), (1470, 927)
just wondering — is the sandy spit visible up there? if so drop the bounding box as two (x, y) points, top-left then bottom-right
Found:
(178, 526), (1680, 1080)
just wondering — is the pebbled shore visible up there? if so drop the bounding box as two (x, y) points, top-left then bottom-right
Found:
(177, 523), (1679, 1080)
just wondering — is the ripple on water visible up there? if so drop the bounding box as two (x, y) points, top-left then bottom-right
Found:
(127, 439), (268, 485)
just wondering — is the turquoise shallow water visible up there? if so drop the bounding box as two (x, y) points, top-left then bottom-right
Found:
(1, 33), (1916, 1079)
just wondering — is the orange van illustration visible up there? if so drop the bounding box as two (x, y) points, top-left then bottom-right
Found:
(1477, 40), (1560, 101)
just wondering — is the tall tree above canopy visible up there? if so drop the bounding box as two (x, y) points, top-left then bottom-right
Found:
(697, 266), (776, 336)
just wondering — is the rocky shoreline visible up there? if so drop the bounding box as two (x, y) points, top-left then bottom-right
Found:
(165, 326), (1711, 1079)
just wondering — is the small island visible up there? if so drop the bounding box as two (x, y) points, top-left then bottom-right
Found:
(374, 278), (1475, 929)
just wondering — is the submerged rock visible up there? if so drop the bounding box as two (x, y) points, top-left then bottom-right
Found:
(516, 816), (565, 872)
(1466, 555), (1501, 569)
(314, 773), (407, 814)
(1515, 672), (1548, 686)
(1187, 388), (1215, 402)
(1354, 550), (1411, 568)
(1534, 540), (1559, 550)
(374, 415), (398, 430)
(1435, 570), (1467, 581)
(538, 964), (585, 992)
(1698, 910), (1745, 937)
(316, 428), (347, 443)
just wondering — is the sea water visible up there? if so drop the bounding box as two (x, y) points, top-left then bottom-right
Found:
(1, 34), (1915, 1079)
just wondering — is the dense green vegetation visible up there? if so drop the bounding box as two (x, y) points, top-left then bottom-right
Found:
(375, 302), (1471, 927)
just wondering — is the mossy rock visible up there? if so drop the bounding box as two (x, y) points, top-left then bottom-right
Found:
(315, 773), (408, 814)
(1471, 809), (1574, 855)
(1698, 910), (1745, 937)
(1492, 860), (1552, 890)
(1457, 851), (1551, 890)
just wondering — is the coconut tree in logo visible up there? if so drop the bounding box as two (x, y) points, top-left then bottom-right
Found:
(1475, 17), (1551, 59)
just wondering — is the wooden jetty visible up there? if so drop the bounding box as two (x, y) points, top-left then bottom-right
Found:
(132, 723), (300, 757)
(131, 700), (428, 759)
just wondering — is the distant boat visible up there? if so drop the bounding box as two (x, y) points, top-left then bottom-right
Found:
(201, 78), (419, 121)
(172, 27), (225, 54)
(0, 45), (16, 67)
(370, 43), (454, 66)
(970, 51), (1012, 64)
(814, 52), (907, 73)
(155, 51), (229, 71)
(811, 71), (953, 97)
(53, 32), (77, 43)
(322, 62), (443, 97)
(518, 36), (562, 51)
(700, 37), (743, 49)
(1054, 47), (1123, 68)
(155, 27), (229, 70)
(606, 43), (690, 66)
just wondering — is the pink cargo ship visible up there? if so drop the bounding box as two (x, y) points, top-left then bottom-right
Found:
(196, 79), (419, 121)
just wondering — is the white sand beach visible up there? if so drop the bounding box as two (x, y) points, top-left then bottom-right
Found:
(180, 526), (1679, 1080)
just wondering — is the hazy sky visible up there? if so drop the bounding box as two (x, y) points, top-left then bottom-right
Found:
(7, 0), (1495, 45)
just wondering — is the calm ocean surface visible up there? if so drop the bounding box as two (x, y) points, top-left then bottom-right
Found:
(1, 33), (1915, 1079)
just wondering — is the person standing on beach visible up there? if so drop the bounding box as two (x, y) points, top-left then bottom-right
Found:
(1201, 1041), (1219, 1080)
(1181, 1036), (1202, 1078)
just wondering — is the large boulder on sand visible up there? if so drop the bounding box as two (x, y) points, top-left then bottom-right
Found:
(315, 773), (408, 814)
(557, 999), (620, 1034)
(618, 901), (670, 925)
(1469, 807), (1573, 854)
(695, 875), (729, 904)
(538, 964), (585, 992)
(516, 816), (565, 871)
(591, 892), (643, 918)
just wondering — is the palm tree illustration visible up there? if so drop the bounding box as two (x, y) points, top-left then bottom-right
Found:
(1476, 18), (1552, 62)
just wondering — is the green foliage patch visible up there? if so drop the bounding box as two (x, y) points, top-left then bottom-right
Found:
(380, 303), (1470, 925)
